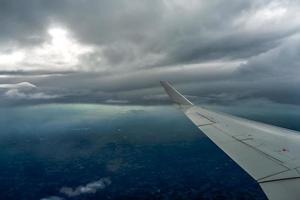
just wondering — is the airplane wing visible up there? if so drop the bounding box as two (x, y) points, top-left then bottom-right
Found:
(160, 81), (300, 200)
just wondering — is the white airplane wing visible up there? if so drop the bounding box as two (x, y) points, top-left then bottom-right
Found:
(161, 81), (300, 200)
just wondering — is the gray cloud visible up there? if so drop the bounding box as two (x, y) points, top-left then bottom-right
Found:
(0, 70), (73, 77)
(0, 0), (300, 106)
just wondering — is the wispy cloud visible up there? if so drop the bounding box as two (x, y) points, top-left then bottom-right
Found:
(0, 82), (59, 100)
(5, 89), (59, 100)
(0, 82), (37, 89)
(59, 177), (111, 197)
(40, 177), (111, 200)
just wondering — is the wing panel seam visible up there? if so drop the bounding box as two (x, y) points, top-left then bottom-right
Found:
(210, 124), (290, 170)
(258, 176), (300, 184)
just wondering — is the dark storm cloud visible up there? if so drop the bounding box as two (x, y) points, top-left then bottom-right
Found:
(0, 0), (63, 46)
(0, 0), (300, 106)
(0, 0), (298, 64)
(56, 0), (300, 68)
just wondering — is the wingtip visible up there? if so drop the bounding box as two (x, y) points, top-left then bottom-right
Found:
(160, 80), (193, 106)
(160, 80), (171, 87)
(160, 80), (168, 85)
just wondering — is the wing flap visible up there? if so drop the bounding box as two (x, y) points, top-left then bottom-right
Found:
(260, 178), (300, 200)
(196, 123), (288, 180)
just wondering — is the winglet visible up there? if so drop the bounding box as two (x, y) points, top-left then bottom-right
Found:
(160, 81), (193, 106)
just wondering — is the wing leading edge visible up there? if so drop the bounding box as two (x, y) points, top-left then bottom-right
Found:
(160, 81), (300, 200)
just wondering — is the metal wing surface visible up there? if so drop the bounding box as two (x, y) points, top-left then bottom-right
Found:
(161, 81), (300, 200)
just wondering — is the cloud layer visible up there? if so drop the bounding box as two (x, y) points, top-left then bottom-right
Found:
(0, 0), (300, 106)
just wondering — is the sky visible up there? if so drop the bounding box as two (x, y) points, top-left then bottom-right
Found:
(0, 0), (300, 106)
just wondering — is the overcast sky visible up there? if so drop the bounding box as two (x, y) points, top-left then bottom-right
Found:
(0, 0), (300, 106)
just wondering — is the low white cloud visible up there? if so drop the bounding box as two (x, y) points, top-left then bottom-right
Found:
(0, 82), (59, 100)
(60, 177), (111, 197)
(5, 89), (59, 100)
(40, 178), (111, 200)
